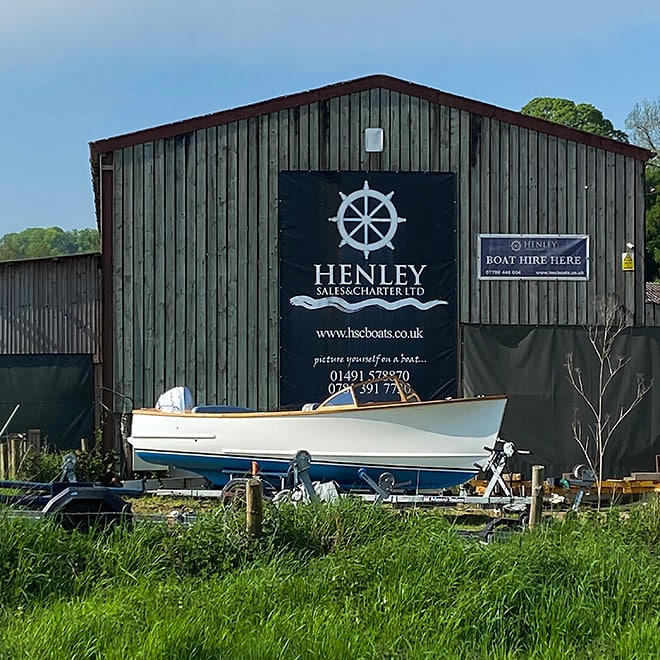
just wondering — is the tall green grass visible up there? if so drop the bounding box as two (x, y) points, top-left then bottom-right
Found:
(2, 499), (660, 658)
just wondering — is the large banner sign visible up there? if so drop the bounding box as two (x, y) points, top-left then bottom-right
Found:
(279, 172), (457, 408)
(478, 234), (589, 280)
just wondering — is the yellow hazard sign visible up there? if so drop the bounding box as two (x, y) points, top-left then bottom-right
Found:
(621, 252), (635, 271)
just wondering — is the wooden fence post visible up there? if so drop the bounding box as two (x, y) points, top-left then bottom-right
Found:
(8, 434), (22, 480)
(28, 429), (41, 453)
(0, 443), (7, 479)
(246, 478), (263, 538)
(529, 465), (545, 528)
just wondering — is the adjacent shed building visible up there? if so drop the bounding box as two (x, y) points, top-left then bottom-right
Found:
(89, 74), (660, 477)
(0, 253), (101, 447)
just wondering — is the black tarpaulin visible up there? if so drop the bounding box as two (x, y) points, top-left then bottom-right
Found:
(463, 325), (660, 479)
(0, 354), (94, 450)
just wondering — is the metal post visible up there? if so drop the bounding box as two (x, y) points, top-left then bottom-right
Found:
(529, 465), (545, 528)
(245, 478), (263, 538)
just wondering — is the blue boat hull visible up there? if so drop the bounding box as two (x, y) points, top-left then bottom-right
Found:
(135, 450), (477, 492)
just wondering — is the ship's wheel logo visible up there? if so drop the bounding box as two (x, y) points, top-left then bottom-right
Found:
(329, 181), (406, 260)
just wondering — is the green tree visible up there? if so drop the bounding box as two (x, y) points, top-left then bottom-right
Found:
(521, 97), (629, 141)
(645, 167), (660, 281)
(626, 99), (660, 280)
(0, 227), (100, 262)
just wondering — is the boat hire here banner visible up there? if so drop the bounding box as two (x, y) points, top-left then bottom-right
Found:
(279, 171), (457, 408)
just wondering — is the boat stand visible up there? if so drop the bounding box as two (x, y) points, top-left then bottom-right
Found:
(355, 440), (533, 512)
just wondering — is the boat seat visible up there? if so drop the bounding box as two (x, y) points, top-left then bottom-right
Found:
(191, 405), (254, 413)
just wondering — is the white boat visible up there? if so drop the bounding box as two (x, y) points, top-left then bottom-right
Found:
(127, 377), (508, 492)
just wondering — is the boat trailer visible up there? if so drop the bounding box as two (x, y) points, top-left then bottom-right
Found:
(0, 453), (135, 532)
(275, 440), (534, 515)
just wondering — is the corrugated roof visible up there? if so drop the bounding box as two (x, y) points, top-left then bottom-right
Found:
(88, 74), (656, 222)
(646, 282), (660, 304)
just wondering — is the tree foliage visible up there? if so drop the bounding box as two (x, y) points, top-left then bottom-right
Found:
(626, 99), (660, 280)
(645, 167), (660, 281)
(521, 97), (629, 142)
(625, 98), (660, 161)
(0, 227), (100, 262)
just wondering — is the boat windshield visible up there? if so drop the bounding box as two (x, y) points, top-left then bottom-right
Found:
(353, 377), (421, 406)
(317, 376), (421, 410)
(321, 388), (355, 407)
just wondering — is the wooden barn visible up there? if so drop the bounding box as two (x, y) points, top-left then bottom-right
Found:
(0, 253), (101, 448)
(89, 74), (660, 478)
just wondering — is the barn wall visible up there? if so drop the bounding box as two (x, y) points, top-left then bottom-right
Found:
(109, 88), (648, 410)
(0, 254), (101, 358)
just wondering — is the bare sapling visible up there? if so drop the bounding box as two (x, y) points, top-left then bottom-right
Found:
(565, 294), (652, 508)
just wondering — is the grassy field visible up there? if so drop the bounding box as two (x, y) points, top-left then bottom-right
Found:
(1, 497), (660, 659)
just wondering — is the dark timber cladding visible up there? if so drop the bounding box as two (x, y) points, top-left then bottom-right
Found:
(0, 253), (101, 357)
(89, 75), (654, 411)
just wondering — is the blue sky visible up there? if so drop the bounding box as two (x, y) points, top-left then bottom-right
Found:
(1, 0), (659, 238)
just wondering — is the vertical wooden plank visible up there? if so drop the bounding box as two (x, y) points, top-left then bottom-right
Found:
(563, 139), (576, 325)
(596, 150), (610, 324)
(258, 114), (271, 410)
(205, 126), (218, 405)
(379, 89), (391, 171)
(479, 118), (491, 323)
(289, 106), (300, 170)
(419, 98), (430, 172)
(389, 91), (400, 171)
(216, 124), (229, 402)
(409, 94), (421, 172)
(606, 152), (620, 310)
(470, 113), (483, 323)
(498, 121), (510, 325)
(339, 94), (350, 170)
(429, 102), (440, 171)
(399, 93), (411, 171)
(237, 119), (250, 405)
(298, 103), (310, 171)
(633, 160), (646, 324)
(153, 140), (166, 394)
(268, 112), (280, 409)
(439, 105), (450, 172)
(184, 134), (197, 393)
(195, 129), (208, 402)
(585, 146), (598, 325)
(142, 141), (155, 404)
(247, 116), (260, 407)
(360, 90), (371, 171)
(349, 92), (362, 171)
(367, 88), (381, 172)
(537, 135), (549, 325)
(309, 102), (320, 171)
(508, 124), (520, 324)
(121, 147), (135, 402)
(576, 143), (589, 325)
(527, 131), (539, 324)
(318, 100), (330, 171)
(279, 109), (290, 173)
(546, 135), (557, 325)
(329, 96), (340, 170)
(226, 121), (239, 404)
(457, 109), (470, 323)
(516, 128), (529, 324)
(112, 150), (124, 396)
(164, 139), (177, 389)
(173, 136), (188, 385)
